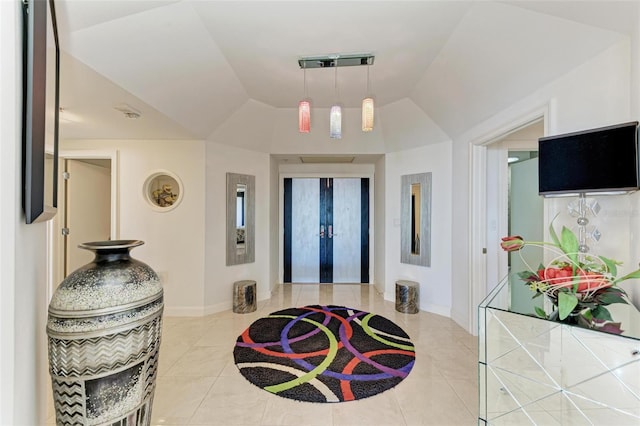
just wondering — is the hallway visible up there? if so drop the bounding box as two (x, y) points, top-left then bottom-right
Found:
(64, 284), (479, 425)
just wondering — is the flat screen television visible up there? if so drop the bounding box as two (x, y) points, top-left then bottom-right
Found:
(538, 121), (640, 197)
(22, 0), (59, 223)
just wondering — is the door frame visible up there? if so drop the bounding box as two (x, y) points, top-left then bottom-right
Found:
(468, 101), (555, 334)
(48, 149), (119, 297)
(279, 171), (375, 284)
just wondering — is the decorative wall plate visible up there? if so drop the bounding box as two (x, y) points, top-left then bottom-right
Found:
(143, 170), (183, 212)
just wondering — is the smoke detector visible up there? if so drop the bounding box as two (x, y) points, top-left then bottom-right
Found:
(114, 104), (142, 119)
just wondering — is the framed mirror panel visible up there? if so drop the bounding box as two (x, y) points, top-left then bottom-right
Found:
(401, 172), (431, 267)
(226, 173), (255, 265)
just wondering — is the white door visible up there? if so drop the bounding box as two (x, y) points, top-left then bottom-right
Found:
(65, 159), (111, 276)
(290, 178), (320, 282)
(332, 178), (362, 282)
(284, 177), (369, 283)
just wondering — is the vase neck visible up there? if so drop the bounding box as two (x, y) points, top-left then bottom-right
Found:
(79, 240), (144, 263)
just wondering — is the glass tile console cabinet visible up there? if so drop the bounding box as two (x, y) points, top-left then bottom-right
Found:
(478, 274), (640, 425)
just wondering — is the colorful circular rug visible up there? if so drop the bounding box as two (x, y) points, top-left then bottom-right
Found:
(233, 305), (416, 403)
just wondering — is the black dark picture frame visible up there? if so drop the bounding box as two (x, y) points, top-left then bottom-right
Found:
(22, 0), (60, 224)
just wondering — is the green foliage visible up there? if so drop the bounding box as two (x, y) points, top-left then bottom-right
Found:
(534, 306), (547, 319)
(558, 292), (578, 320)
(559, 226), (579, 268)
(591, 305), (613, 322)
(503, 216), (638, 335)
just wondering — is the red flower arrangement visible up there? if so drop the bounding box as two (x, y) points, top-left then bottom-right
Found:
(500, 223), (640, 334)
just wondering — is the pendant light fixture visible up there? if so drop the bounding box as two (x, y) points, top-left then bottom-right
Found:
(298, 53), (374, 137)
(329, 60), (342, 139)
(298, 63), (310, 133)
(362, 64), (374, 132)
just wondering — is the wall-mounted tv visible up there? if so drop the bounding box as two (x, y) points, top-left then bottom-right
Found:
(538, 121), (640, 197)
(22, 0), (59, 223)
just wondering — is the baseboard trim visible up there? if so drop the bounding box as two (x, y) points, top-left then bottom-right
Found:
(384, 291), (451, 318)
(164, 291), (272, 317)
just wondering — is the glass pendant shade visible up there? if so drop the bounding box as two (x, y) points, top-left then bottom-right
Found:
(330, 105), (342, 139)
(362, 97), (374, 132)
(298, 100), (310, 133)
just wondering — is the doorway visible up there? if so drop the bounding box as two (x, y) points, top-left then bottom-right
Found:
(283, 177), (370, 283)
(63, 158), (112, 276)
(470, 112), (549, 334)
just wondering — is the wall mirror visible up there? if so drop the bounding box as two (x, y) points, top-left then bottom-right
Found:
(401, 172), (431, 266)
(226, 173), (255, 265)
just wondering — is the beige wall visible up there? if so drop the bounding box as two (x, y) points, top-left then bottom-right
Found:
(204, 141), (272, 312)
(61, 139), (207, 315)
(385, 142), (454, 316)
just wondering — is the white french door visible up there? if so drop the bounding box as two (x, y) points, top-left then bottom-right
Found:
(283, 177), (369, 283)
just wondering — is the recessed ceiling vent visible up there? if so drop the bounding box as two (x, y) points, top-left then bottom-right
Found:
(300, 156), (355, 164)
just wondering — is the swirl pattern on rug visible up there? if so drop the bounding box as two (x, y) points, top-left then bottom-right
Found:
(233, 305), (416, 403)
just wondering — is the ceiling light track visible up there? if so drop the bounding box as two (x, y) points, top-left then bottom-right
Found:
(298, 53), (375, 69)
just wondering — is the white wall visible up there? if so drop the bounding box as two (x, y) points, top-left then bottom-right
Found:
(385, 142), (453, 316)
(204, 141), (271, 312)
(1, 2), (49, 423)
(374, 155), (386, 295)
(451, 38), (633, 331)
(380, 98), (450, 152)
(269, 155), (280, 291)
(61, 139), (207, 316)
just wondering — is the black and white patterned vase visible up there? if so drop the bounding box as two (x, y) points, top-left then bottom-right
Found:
(47, 240), (163, 426)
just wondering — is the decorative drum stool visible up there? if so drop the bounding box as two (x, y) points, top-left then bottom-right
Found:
(395, 280), (419, 314)
(233, 280), (257, 313)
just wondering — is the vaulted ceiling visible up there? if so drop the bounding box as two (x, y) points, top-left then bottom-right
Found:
(55, 1), (636, 146)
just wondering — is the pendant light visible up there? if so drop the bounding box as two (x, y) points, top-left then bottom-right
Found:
(362, 64), (374, 132)
(329, 61), (342, 139)
(298, 63), (310, 133)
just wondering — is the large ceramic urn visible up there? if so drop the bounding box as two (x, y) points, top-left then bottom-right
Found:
(47, 240), (163, 425)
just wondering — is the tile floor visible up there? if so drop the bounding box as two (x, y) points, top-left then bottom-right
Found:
(49, 284), (479, 425)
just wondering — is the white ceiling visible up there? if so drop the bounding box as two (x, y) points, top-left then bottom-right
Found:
(55, 0), (636, 144)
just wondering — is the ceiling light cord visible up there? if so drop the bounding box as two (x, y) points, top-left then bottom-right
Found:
(366, 64), (371, 96)
(303, 62), (308, 99)
(334, 61), (339, 101)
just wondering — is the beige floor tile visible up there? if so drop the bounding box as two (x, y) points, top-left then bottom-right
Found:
(260, 397), (333, 426)
(151, 376), (216, 424)
(158, 341), (192, 376)
(332, 390), (406, 426)
(164, 346), (232, 377)
(188, 375), (270, 425)
(47, 284), (480, 426)
(447, 378), (479, 418)
(394, 377), (474, 426)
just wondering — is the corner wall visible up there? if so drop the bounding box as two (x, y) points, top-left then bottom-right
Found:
(204, 141), (271, 312)
(451, 38), (634, 332)
(384, 141), (453, 316)
(61, 139), (207, 315)
(374, 155), (386, 295)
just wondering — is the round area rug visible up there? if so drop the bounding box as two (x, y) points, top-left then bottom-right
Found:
(233, 305), (415, 403)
